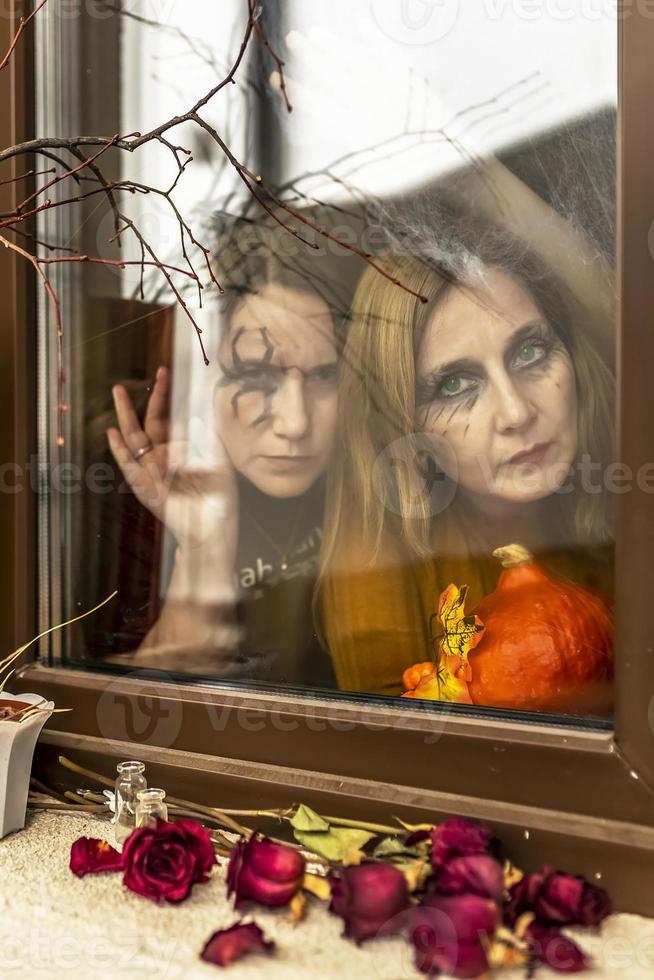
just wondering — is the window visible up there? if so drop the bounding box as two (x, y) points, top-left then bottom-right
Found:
(38, 0), (618, 718)
(7, 0), (654, 915)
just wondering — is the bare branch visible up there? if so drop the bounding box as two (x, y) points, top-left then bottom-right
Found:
(1, 0), (428, 445)
(0, 0), (49, 73)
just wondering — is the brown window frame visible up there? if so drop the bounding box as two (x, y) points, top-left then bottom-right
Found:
(5, 0), (654, 916)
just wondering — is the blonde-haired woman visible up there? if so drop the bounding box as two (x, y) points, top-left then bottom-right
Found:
(319, 225), (615, 699)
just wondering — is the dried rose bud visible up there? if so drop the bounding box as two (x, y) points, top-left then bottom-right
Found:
(525, 922), (589, 973)
(329, 863), (410, 944)
(227, 835), (305, 908)
(431, 853), (505, 902)
(69, 837), (124, 877)
(410, 894), (499, 978)
(505, 867), (611, 928)
(430, 818), (498, 870)
(200, 921), (274, 968)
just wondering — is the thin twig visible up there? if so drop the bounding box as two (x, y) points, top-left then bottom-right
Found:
(0, 0), (49, 72)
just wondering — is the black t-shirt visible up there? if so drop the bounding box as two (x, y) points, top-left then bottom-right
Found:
(234, 473), (336, 689)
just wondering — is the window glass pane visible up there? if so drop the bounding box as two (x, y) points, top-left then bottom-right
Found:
(37, 1), (616, 721)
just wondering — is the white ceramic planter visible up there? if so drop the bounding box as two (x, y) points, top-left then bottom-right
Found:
(0, 692), (54, 839)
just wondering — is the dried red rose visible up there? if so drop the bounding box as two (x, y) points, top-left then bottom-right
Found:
(430, 818), (497, 869)
(430, 854), (505, 902)
(329, 862), (410, 944)
(409, 894), (499, 978)
(122, 817), (216, 904)
(525, 922), (589, 974)
(505, 867), (611, 928)
(200, 921), (275, 968)
(70, 837), (124, 877)
(227, 835), (305, 908)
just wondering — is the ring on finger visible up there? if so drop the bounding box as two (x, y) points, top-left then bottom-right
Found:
(134, 442), (155, 461)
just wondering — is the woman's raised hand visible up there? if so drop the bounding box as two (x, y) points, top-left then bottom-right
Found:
(107, 366), (238, 559)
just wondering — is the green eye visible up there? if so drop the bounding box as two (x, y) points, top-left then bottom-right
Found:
(443, 376), (463, 394)
(516, 341), (547, 367)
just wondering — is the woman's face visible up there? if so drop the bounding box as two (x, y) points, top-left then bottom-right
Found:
(414, 268), (578, 507)
(215, 282), (339, 498)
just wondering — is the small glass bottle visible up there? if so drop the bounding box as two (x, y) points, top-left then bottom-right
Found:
(135, 788), (168, 829)
(114, 760), (147, 845)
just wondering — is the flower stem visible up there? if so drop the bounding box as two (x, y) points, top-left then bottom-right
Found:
(213, 807), (400, 835)
(321, 815), (402, 835)
(28, 800), (107, 812)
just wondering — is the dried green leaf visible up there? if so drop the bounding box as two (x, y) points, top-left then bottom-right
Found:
(293, 826), (375, 863)
(373, 836), (421, 859)
(289, 804), (330, 833)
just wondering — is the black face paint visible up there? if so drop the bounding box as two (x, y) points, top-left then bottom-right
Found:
(219, 326), (277, 426)
(219, 324), (338, 429)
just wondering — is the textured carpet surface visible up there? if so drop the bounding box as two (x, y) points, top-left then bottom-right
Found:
(1, 810), (653, 979)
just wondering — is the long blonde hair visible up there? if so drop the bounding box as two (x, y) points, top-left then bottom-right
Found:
(320, 229), (615, 579)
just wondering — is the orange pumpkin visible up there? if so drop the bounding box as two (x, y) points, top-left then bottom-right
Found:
(468, 544), (614, 715)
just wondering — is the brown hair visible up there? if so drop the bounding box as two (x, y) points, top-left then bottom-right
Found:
(212, 211), (362, 354)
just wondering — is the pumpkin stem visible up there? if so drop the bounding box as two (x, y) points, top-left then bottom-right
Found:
(492, 543), (534, 568)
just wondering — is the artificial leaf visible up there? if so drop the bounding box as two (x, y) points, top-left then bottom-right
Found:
(302, 872), (331, 902)
(289, 803), (330, 833)
(402, 583), (484, 704)
(293, 826), (375, 864)
(402, 661), (473, 704)
(436, 583), (485, 681)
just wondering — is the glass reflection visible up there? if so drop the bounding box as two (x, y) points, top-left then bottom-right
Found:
(320, 215), (614, 713)
(39, 0), (617, 718)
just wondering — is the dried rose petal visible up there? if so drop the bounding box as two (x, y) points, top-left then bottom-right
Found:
(430, 818), (497, 869)
(409, 894), (499, 978)
(431, 854), (505, 902)
(329, 863), (410, 944)
(70, 837), (124, 877)
(526, 922), (589, 973)
(200, 922), (274, 967)
(227, 835), (305, 908)
(505, 867), (611, 928)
